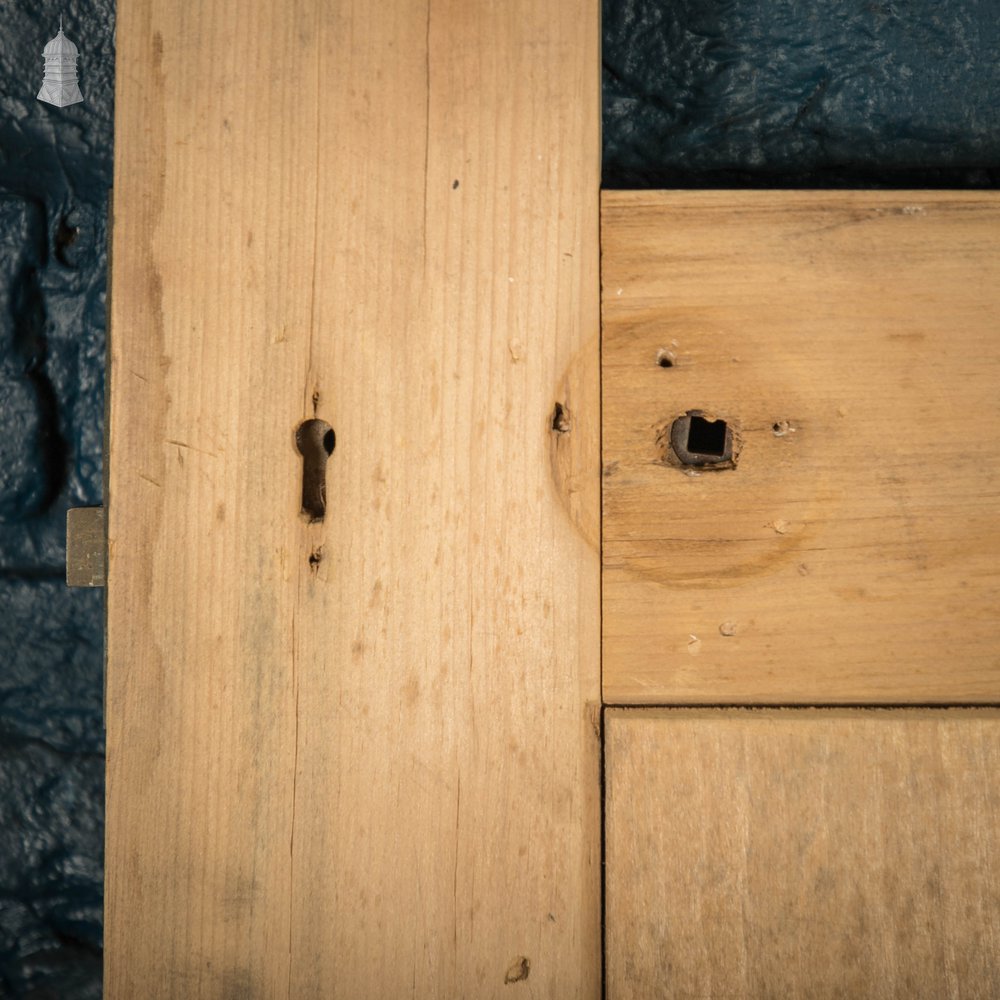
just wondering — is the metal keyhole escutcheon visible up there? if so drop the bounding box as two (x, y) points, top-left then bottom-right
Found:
(295, 419), (335, 521)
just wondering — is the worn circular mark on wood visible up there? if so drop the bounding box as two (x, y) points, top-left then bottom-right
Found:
(602, 315), (843, 588)
(548, 334), (600, 552)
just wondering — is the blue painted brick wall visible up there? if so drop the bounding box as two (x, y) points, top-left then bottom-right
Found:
(0, 2), (112, 996)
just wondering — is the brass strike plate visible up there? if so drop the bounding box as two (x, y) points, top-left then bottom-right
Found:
(66, 506), (106, 587)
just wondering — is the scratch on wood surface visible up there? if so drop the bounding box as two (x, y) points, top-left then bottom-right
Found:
(165, 438), (218, 457)
(791, 209), (887, 239)
(586, 702), (602, 742)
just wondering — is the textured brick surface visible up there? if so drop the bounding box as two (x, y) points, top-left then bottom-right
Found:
(603, 0), (1000, 188)
(0, 2), (112, 996)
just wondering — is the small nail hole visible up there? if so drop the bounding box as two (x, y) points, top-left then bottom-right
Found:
(551, 402), (571, 433)
(656, 349), (675, 368)
(772, 420), (790, 437)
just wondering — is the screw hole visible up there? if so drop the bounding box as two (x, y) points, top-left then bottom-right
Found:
(656, 349), (675, 368)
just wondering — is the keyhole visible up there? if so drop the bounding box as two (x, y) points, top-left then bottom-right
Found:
(295, 419), (335, 521)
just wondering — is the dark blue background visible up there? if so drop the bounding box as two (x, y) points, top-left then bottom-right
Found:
(0, 1), (112, 996)
(603, 0), (1000, 187)
(0, 0), (997, 996)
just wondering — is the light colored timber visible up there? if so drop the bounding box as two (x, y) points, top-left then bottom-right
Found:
(105, 0), (601, 996)
(606, 707), (1000, 1000)
(602, 191), (1000, 704)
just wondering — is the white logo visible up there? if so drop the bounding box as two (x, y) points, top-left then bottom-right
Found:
(37, 16), (83, 108)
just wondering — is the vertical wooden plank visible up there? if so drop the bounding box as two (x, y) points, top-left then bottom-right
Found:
(106, 0), (600, 996)
(606, 708), (1000, 999)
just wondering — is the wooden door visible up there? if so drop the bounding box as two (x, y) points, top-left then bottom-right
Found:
(105, 4), (1000, 997)
(105, 0), (601, 995)
(602, 192), (1000, 998)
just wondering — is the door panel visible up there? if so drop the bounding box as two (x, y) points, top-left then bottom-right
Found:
(603, 191), (1000, 704)
(105, 1), (601, 995)
(606, 708), (1000, 999)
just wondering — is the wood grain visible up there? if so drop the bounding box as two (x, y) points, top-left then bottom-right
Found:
(602, 191), (1000, 704)
(606, 708), (1000, 1000)
(105, 1), (601, 996)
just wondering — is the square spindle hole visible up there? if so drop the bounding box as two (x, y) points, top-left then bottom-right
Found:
(686, 415), (727, 457)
